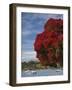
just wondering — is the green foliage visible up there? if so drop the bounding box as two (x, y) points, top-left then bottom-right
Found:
(22, 60), (63, 71)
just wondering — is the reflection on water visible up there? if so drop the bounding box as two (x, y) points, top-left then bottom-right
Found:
(21, 68), (63, 77)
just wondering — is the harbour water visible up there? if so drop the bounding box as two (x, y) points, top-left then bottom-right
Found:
(21, 68), (63, 77)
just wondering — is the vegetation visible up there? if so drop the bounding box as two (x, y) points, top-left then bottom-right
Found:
(34, 18), (63, 66)
(22, 60), (63, 71)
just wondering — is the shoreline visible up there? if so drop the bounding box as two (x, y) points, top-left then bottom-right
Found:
(22, 67), (63, 71)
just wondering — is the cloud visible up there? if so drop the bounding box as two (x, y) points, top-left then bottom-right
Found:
(22, 30), (32, 36)
(22, 51), (36, 55)
(21, 51), (37, 62)
(21, 44), (33, 51)
(21, 39), (34, 51)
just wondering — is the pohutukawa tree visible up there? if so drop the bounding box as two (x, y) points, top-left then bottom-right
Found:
(34, 18), (63, 67)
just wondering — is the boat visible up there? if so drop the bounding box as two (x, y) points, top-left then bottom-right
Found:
(24, 70), (37, 75)
(25, 70), (30, 73)
(31, 70), (37, 74)
(56, 69), (61, 72)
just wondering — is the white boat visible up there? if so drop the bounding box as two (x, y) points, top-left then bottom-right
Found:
(24, 70), (31, 75)
(56, 69), (61, 72)
(31, 70), (37, 74)
(24, 70), (37, 75)
(25, 70), (30, 73)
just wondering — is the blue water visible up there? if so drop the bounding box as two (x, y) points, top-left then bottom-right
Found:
(21, 68), (63, 77)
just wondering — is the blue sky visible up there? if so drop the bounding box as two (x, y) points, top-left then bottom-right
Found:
(21, 12), (63, 62)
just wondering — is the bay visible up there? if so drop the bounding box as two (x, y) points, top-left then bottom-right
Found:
(21, 68), (63, 77)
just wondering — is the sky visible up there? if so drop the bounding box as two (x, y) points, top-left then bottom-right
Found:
(21, 12), (63, 62)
